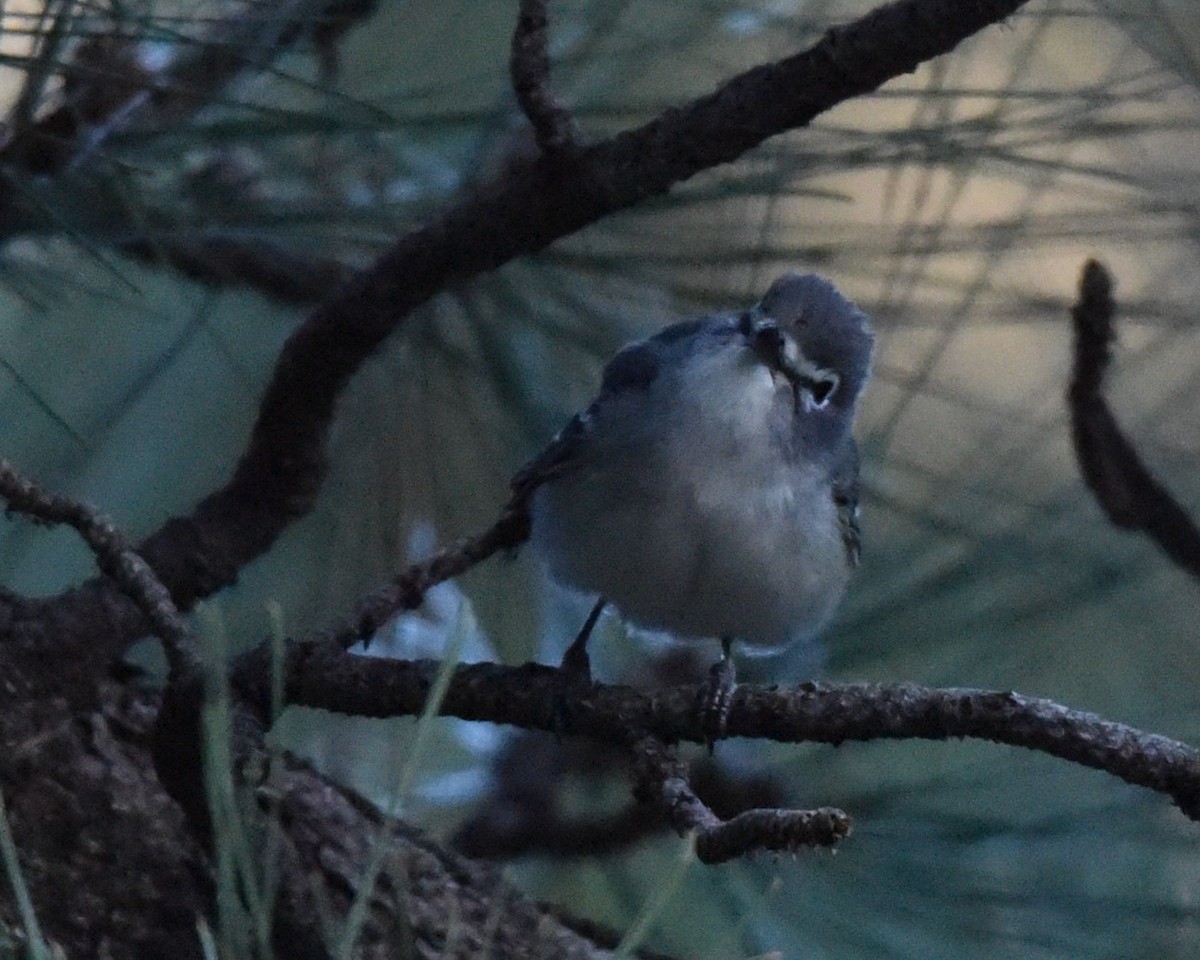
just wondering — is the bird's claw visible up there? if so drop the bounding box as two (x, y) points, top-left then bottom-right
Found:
(696, 641), (737, 751)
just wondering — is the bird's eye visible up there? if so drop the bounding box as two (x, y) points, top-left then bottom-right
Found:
(750, 322), (785, 361)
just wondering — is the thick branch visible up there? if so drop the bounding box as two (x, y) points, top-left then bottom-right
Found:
(258, 756), (631, 959)
(1068, 259), (1200, 578)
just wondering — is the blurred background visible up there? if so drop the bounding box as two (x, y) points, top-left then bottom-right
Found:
(1, 0), (1199, 956)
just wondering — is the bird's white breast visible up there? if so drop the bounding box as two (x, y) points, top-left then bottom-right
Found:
(531, 344), (850, 650)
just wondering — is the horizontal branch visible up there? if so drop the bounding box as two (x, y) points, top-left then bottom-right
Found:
(235, 647), (1200, 823)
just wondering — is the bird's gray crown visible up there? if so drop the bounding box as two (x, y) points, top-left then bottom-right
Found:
(758, 272), (874, 407)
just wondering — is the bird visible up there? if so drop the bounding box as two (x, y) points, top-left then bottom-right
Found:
(510, 272), (873, 728)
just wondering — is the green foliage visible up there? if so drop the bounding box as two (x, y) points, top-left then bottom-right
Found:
(0, 793), (50, 960)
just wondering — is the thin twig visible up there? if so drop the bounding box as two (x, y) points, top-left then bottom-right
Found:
(510, 0), (580, 153)
(452, 729), (789, 860)
(1068, 259), (1200, 578)
(322, 499), (532, 648)
(0, 459), (198, 677)
(631, 735), (850, 862)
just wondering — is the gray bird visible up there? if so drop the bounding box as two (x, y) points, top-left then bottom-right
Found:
(511, 273), (873, 704)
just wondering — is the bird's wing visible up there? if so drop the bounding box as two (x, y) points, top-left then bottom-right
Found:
(509, 322), (690, 501)
(830, 437), (862, 567)
(509, 408), (594, 502)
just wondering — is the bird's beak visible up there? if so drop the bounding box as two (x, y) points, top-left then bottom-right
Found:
(798, 373), (839, 412)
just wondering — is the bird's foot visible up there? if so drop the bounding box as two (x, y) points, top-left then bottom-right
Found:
(695, 638), (736, 751)
(558, 596), (606, 685)
(551, 597), (605, 734)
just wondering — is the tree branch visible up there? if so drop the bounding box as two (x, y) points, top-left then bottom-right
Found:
(322, 499), (532, 649)
(453, 730), (791, 860)
(510, 0), (580, 154)
(232, 647), (1200, 828)
(0, 459), (197, 678)
(1068, 259), (1200, 578)
(630, 734), (850, 862)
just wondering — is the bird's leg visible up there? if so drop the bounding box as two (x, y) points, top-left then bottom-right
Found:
(696, 636), (737, 750)
(551, 597), (604, 737)
(559, 596), (605, 683)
